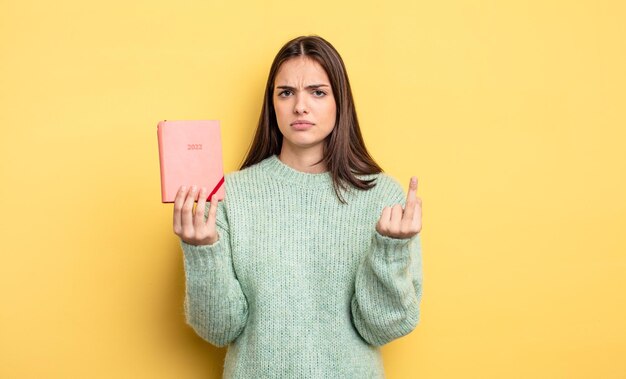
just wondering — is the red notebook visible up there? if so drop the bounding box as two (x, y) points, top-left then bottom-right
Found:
(157, 120), (225, 203)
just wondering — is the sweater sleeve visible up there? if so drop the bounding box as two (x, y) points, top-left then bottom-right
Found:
(180, 200), (249, 348)
(350, 177), (424, 347)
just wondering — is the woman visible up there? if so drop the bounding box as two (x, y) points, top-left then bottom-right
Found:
(173, 35), (423, 378)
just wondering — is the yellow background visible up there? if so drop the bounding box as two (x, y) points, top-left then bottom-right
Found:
(1, 0), (625, 378)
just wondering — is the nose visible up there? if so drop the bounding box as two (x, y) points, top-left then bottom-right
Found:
(293, 94), (308, 114)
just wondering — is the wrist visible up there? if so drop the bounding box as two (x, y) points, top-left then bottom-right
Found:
(182, 234), (219, 247)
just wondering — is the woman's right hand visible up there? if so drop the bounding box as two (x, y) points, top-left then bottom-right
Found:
(173, 185), (220, 246)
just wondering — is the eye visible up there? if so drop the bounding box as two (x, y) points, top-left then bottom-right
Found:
(313, 90), (326, 97)
(277, 90), (292, 97)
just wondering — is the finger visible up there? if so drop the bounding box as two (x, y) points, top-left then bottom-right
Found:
(377, 206), (392, 232)
(406, 176), (418, 203)
(403, 197), (416, 223)
(173, 185), (188, 234)
(414, 197), (422, 221)
(182, 185), (198, 231)
(195, 187), (208, 227)
(404, 176), (419, 222)
(206, 195), (218, 227)
(412, 202), (422, 232)
(390, 204), (403, 229)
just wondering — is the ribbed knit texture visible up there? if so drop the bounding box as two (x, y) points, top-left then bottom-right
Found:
(180, 154), (423, 379)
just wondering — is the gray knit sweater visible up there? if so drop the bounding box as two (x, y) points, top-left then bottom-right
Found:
(180, 154), (423, 378)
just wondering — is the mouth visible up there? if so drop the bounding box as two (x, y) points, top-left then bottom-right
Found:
(291, 122), (314, 130)
(290, 121), (315, 126)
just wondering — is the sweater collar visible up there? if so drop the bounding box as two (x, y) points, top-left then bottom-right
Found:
(262, 154), (334, 188)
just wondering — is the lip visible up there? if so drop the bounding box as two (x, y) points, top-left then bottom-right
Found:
(290, 120), (314, 126)
(290, 120), (314, 131)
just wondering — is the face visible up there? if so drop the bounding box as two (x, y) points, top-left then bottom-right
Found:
(273, 57), (337, 154)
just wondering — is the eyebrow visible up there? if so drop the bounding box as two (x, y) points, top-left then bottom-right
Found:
(275, 84), (330, 91)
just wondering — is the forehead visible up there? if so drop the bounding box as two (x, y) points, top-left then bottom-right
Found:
(274, 57), (330, 85)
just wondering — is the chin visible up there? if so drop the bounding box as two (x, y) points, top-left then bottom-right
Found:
(285, 138), (324, 149)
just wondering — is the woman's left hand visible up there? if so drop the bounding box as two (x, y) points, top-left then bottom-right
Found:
(376, 176), (422, 239)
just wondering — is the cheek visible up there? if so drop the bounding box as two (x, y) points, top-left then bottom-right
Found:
(325, 101), (337, 124)
(274, 100), (287, 121)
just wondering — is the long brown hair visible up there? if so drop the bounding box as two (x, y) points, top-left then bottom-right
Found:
(240, 35), (383, 204)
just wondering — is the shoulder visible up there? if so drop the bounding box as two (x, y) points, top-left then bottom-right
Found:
(377, 173), (406, 205)
(212, 163), (265, 227)
(356, 172), (406, 206)
(374, 172), (403, 192)
(222, 156), (274, 197)
(222, 154), (269, 184)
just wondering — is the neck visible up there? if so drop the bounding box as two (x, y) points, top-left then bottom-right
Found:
(278, 144), (327, 174)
